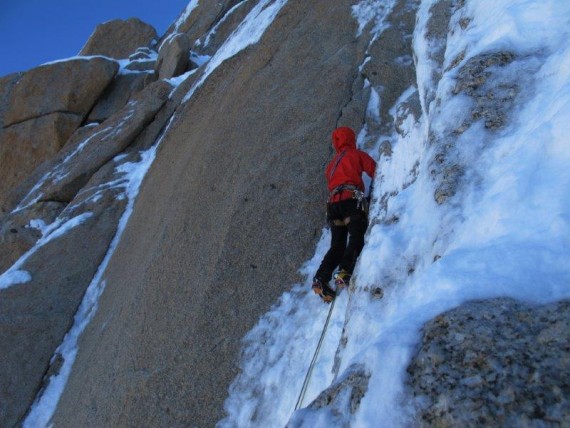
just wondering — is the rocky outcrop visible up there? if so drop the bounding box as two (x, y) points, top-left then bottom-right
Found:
(0, 78), (172, 427)
(1, 0), (566, 427)
(288, 365), (371, 428)
(155, 32), (191, 79)
(0, 201), (64, 272)
(19, 80), (172, 206)
(0, 59), (119, 213)
(0, 113), (82, 212)
(79, 18), (158, 59)
(0, 177), (128, 428)
(168, 1), (241, 43)
(87, 72), (148, 122)
(3, 57), (119, 126)
(0, 72), (22, 127)
(407, 298), (570, 426)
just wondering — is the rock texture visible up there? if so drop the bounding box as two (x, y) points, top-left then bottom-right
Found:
(0, 77), (171, 428)
(0, 58), (118, 214)
(155, 32), (191, 79)
(288, 365), (371, 428)
(0, 72), (23, 127)
(87, 72), (148, 123)
(50, 1), (363, 427)
(0, 113), (82, 211)
(79, 18), (158, 59)
(407, 298), (570, 426)
(19, 80), (172, 206)
(4, 57), (119, 126)
(1, 0), (567, 427)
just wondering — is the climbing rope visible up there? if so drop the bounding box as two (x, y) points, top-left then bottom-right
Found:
(294, 296), (337, 410)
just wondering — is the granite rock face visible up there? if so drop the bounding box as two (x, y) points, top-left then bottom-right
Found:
(0, 72), (22, 127)
(18, 80), (172, 206)
(155, 32), (191, 79)
(0, 69), (171, 428)
(50, 1), (364, 427)
(79, 18), (158, 59)
(0, 58), (119, 213)
(4, 57), (119, 126)
(0, 113), (82, 212)
(87, 73), (148, 123)
(407, 298), (570, 427)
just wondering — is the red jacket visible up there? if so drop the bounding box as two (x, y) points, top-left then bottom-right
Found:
(325, 127), (376, 202)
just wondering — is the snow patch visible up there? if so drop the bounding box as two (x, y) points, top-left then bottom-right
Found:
(352, 0), (397, 37)
(174, 0), (200, 32)
(0, 213), (93, 290)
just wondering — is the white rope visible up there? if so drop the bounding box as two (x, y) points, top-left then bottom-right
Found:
(294, 296), (336, 410)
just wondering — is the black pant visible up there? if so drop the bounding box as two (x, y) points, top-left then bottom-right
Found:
(315, 199), (368, 283)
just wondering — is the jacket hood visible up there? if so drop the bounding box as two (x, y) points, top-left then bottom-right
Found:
(332, 127), (356, 152)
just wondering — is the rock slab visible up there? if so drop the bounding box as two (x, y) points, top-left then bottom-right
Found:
(4, 57), (119, 126)
(407, 298), (570, 427)
(79, 18), (157, 59)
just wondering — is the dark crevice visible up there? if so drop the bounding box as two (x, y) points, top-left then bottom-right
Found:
(2, 110), (83, 130)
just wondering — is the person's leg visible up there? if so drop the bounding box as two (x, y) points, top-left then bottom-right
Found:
(315, 223), (348, 283)
(338, 213), (368, 275)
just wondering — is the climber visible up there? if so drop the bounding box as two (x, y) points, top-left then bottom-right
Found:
(312, 126), (377, 303)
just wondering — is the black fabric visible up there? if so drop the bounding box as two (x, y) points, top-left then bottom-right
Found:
(326, 198), (360, 224)
(316, 199), (368, 283)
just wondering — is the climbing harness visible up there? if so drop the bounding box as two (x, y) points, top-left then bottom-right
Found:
(328, 184), (369, 216)
(294, 296), (337, 410)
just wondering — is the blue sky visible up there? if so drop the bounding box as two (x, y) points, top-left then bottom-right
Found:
(0, 0), (190, 76)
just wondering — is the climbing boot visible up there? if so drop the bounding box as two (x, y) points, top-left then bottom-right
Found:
(312, 277), (335, 303)
(334, 270), (351, 288)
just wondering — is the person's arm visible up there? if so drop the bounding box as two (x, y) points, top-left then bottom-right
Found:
(361, 151), (376, 179)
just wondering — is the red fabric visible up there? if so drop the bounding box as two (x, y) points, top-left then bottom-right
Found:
(325, 127), (376, 202)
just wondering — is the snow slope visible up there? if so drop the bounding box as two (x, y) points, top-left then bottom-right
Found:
(219, 0), (570, 426)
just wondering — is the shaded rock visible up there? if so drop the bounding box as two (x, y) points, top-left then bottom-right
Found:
(4, 58), (119, 126)
(0, 113), (82, 212)
(125, 61), (156, 72)
(87, 73), (147, 122)
(361, 0), (419, 134)
(79, 18), (157, 59)
(129, 47), (155, 61)
(196, 1), (258, 55)
(0, 175), (128, 428)
(1, 124), (101, 215)
(167, 0), (243, 43)
(0, 72), (23, 127)
(287, 365), (370, 428)
(0, 201), (65, 272)
(19, 80), (172, 206)
(453, 51), (519, 131)
(155, 32), (191, 80)
(407, 298), (570, 427)
(125, 48), (158, 72)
